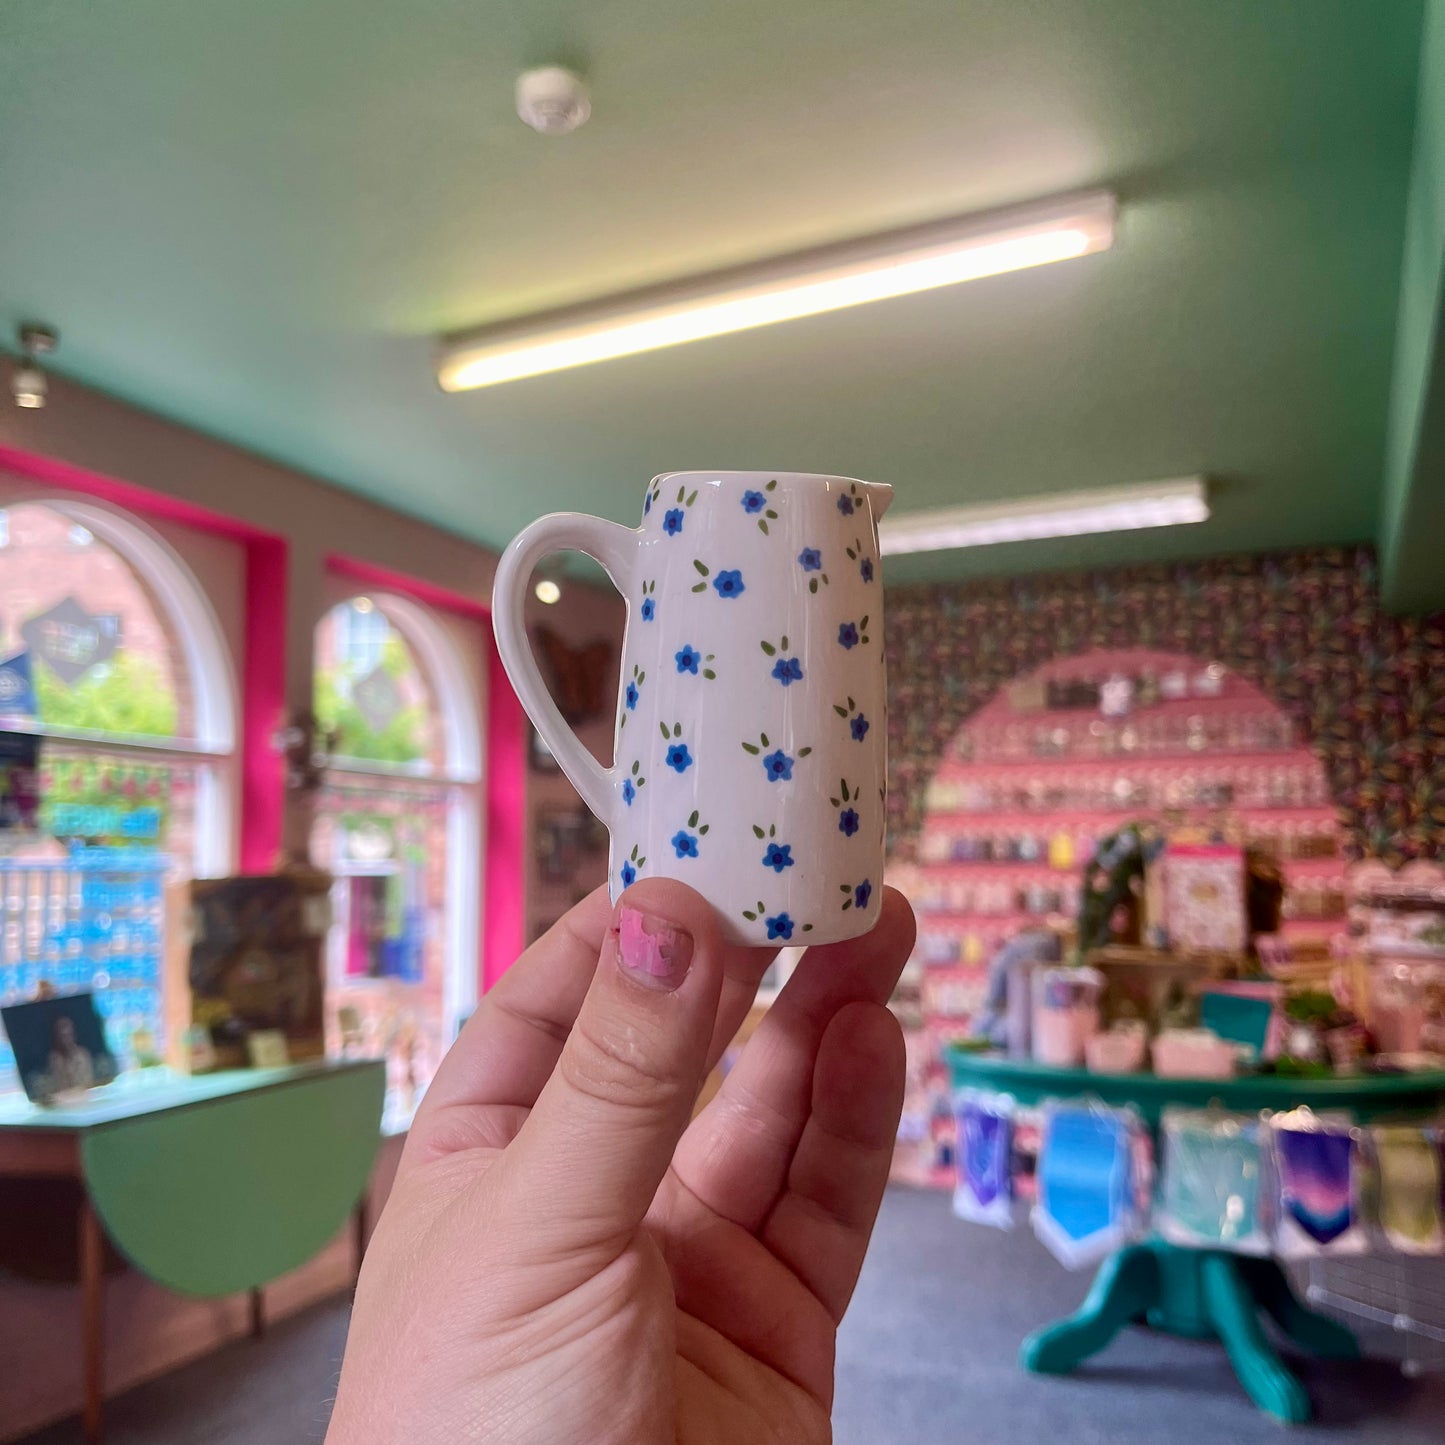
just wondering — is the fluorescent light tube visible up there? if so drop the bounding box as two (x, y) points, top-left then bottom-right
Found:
(879, 478), (1210, 556)
(438, 190), (1115, 391)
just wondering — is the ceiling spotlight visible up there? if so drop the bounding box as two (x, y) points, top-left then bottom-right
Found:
(516, 66), (591, 136)
(12, 324), (56, 410)
(534, 578), (562, 605)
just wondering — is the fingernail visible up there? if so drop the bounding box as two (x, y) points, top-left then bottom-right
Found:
(614, 905), (693, 992)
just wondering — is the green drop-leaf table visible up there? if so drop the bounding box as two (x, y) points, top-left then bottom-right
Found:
(946, 1049), (1445, 1424)
(0, 1059), (385, 1442)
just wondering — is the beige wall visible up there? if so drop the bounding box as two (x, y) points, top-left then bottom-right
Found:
(0, 375), (624, 1437)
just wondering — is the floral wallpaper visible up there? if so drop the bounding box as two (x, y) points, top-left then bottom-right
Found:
(885, 546), (1445, 865)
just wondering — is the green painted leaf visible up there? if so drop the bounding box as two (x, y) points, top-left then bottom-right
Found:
(702, 668), (716, 679)
(809, 578), (818, 593)
(834, 704), (848, 717)
(802, 923), (813, 933)
(699, 824), (709, 835)
(691, 582), (706, 592)
(766, 478), (777, 491)
(686, 490), (698, 506)
(798, 746), (812, 757)
(847, 696), (855, 710)
(758, 521), (769, 535)
(846, 546), (856, 559)
(689, 810), (699, 827)
(677, 485), (685, 502)
(693, 558), (709, 575)
(660, 723), (669, 739)
(760, 732), (770, 746)
(842, 900), (852, 910)
(742, 742), (760, 754)
(753, 824), (765, 838)
(860, 615), (869, 629)
(743, 910), (757, 921)
(765, 509), (777, 520)
(761, 641), (776, 655)
(780, 635), (789, 650)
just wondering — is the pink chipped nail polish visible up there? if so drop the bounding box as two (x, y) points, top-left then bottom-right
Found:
(615, 905), (693, 991)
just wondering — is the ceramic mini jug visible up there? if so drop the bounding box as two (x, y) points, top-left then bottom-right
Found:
(493, 471), (892, 946)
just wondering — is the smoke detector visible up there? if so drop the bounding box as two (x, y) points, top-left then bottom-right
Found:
(516, 66), (591, 135)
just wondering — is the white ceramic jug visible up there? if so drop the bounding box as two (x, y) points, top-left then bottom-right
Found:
(493, 471), (892, 946)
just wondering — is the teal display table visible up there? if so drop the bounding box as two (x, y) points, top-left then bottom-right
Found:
(946, 1050), (1445, 1424)
(0, 1060), (385, 1441)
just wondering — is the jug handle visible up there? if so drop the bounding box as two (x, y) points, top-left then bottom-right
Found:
(492, 512), (637, 827)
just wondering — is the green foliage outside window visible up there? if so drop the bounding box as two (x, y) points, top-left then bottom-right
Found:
(35, 650), (178, 739)
(315, 633), (427, 765)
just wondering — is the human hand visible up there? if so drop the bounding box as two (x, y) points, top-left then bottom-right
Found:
(326, 878), (916, 1445)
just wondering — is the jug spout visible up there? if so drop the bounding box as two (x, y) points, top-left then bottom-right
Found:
(863, 480), (893, 520)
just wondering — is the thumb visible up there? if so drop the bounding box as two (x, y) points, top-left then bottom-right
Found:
(500, 879), (725, 1254)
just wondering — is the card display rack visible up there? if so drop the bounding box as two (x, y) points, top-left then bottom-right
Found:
(0, 846), (167, 1079)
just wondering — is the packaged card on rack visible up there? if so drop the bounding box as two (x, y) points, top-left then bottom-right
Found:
(1032, 1101), (1143, 1269)
(1270, 1109), (1367, 1257)
(1369, 1124), (1444, 1255)
(952, 1090), (1014, 1230)
(1157, 1107), (1272, 1254)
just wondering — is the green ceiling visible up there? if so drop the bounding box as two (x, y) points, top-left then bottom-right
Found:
(0, 0), (1439, 596)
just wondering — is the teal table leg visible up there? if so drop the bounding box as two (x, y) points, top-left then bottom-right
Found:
(1022, 1243), (1160, 1374)
(1241, 1258), (1359, 1361)
(1200, 1252), (1312, 1424)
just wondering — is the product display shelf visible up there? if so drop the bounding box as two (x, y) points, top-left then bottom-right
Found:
(947, 1048), (1445, 1422)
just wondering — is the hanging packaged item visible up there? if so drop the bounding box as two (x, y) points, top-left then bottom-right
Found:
(1032, 1101), (1143, 1269)
(1270, 1109), (1367, 1257)
(952, 1090), (1014, 1229)
(1157, 1108), (1272, 1254)
(1370, 1124), (1445, 1256)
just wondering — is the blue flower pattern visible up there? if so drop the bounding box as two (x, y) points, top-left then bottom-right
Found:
(765, 913), (795, 941)
(762, 749), (794, 782)
(621, 477), (883, 937)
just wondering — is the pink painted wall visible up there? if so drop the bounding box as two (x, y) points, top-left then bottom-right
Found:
(0, 373), (624, 1438)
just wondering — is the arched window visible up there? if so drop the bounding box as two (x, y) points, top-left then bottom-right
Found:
(312, 593), (482, 1127)
(0, 497), (237, 1082)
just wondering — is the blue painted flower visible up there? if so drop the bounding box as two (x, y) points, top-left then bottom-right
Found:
(798, 547), (822, 572)
(860, 557), (874, 583)
(675, 644), (700, 675)
(713, 569), (745, 599)
(622, 778), (636, 806)
(765, 912), (796, 941)
(672, 830), (700, 859)
(838, 622), (859, 649)
(625, 681), (639, 710)
(837, 493), (854, 516)
(762, 842), (794, 873)
(850, 713), (870, 741)
(839, 807), (860, 837)
(620, 861), (637, 887)
(854, 879), (873, 911)
(663, 507), (685, 536)
(771, 656), (804, 686)
(665, 742), (694, 774)
(640, 597), (656, 621)
(762, 748), (794, 782)
(742, 489), (766, 513)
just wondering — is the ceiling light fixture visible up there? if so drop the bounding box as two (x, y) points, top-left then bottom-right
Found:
(437, 190), (1116, 392)
(533, 578), (562, 605)
(11, 323), (57, 409)
(878, 477), (1210, 556)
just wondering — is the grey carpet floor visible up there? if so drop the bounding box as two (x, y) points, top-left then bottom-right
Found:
(20, 1187), (1445, 1444)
